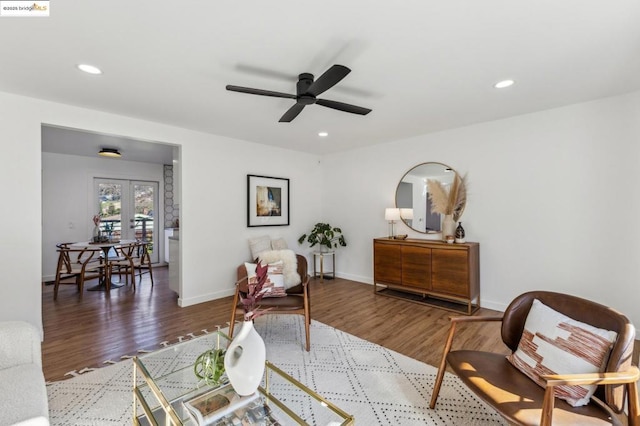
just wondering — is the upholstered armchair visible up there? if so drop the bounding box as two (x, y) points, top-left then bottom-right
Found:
(229, 254), (311, 351)
(0, 321), (49, 425)
(430, 291), (639, 426)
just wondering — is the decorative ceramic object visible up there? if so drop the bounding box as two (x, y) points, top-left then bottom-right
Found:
(224, 321), (266, 396)
(92, 226), (101, 243)
(442, 214), (456, 241)
(455, 222), (466, 243)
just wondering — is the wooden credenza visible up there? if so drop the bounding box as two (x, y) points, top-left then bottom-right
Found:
(373, 238), (480, 314)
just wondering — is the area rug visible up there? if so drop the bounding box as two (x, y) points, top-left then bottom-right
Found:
(47, 315), (507, 425)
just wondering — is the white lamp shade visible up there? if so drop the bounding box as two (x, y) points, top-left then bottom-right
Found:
(385, 208), (401, 221)
(400, 208), (414, 220)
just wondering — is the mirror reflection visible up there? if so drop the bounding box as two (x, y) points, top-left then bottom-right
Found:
(395, 162), (465, 234)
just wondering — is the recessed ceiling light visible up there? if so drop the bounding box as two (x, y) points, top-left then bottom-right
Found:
(494, 79), (515, 89)
(77, 64), (102, 75)
(318, 132), (329, 137)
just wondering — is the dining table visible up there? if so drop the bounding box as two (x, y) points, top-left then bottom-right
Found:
(70, 239), (136, 291)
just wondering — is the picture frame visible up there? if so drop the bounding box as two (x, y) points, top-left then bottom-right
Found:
(247, 174), (290, 227)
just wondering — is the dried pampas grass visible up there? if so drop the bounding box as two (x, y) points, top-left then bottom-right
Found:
(427, 174), (467, 221)
(452, 174), (467, 221)
(427, 179), (450, 215)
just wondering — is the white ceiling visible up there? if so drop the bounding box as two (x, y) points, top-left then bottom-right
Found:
(5, 1), (640, 157)
(41, 125), (176, 164)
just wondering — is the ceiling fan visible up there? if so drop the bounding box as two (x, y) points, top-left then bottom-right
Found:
(226, 64), (372, 122)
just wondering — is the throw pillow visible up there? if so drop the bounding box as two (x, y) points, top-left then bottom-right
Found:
(506, 299), (618, 407)
(270, 238), (288, 250)
(244, 261), (286, 298)
(248, 235), (271, 260)
(257, 249), (301, 289)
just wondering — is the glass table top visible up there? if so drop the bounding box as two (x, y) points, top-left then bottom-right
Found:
(133, 332), (353, 425)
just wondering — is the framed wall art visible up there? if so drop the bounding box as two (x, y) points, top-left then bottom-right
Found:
(247, 174), (290, 227)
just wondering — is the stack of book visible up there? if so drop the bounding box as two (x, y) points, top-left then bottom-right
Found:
(183, 384), (280, 425)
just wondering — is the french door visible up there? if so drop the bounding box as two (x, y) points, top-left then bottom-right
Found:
(94, 178), (159, 263)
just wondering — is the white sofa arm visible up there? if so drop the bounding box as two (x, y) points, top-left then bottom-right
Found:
(0, 321), (42, 370)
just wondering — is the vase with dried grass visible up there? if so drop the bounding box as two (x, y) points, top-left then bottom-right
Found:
(426, 174), (467, 241)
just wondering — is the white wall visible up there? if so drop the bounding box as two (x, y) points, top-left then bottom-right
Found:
(322, 90), (640, 325)
(0, 91), (322, 334)
(41, 152), (165, 281)
(3, 87), (640, 334)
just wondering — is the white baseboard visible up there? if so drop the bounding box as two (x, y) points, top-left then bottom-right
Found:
(178, 288), (235, 307)
(335, 272), (372, 285)
(480, 298), (508, 313)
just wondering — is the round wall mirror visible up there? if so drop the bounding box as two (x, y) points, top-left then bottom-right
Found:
(395, 162), (466, 234)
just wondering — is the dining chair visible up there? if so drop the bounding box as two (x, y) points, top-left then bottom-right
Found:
(108, 241), (154, 290)
(130, 241), (154, 288)
(107, 242), (136, 289)
(53, 243), (103, 300)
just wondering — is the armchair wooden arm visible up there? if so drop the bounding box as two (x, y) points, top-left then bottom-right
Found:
(429, 315), (503, 409)
(540, 367), (640, 426)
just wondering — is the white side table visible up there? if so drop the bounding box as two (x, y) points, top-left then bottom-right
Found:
(312, 251), (335, 282)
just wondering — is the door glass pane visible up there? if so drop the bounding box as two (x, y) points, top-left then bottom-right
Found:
(134, 183), (155, 255)
(98, 183), (122, 240)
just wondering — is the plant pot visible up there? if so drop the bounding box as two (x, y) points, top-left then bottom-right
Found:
(442, 214), (456, 241)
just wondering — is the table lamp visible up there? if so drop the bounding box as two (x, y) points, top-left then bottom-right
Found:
(385, 208), (401, 238)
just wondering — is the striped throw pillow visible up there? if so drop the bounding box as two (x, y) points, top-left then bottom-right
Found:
(506, 299), (617, 407)
(244, 261), (286, 298)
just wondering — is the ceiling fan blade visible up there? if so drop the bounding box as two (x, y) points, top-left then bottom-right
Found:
(279, 103), (306, 122)
(226, 85), (296, 99)
(306, 65), (351, 97)
(316, 99), (372, 115)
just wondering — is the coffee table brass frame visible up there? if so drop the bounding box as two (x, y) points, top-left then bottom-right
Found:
(133, 358), (354, 425)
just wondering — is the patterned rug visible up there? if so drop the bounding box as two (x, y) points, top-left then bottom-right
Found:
(46, 315), (507, 425)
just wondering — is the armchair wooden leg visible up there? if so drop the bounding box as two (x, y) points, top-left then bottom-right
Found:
(304, 296), (311, 352)
(628, 380), (640, 426)
(540, 385), (555, 426)
(228, 311), (237, 339)
(429, 321), (458, 409)
(304, 313), (310, 352)
(229, 290), (240, 339)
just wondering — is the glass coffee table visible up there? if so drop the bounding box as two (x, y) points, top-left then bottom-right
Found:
(133, 332), (354, 425)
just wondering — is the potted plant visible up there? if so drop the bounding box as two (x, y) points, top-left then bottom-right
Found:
(297, 223), (347, 252)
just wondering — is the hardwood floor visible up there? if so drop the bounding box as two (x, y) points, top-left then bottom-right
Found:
(44, 266), (612, 382)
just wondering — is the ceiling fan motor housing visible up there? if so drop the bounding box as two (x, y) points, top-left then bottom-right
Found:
(296, 73), (316, 105)
(297, 73), (314, 94)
